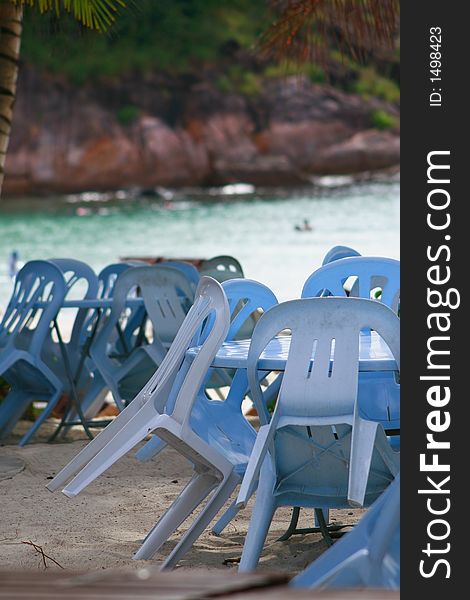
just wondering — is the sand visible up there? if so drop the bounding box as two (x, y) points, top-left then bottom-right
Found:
(1, 420), (361, 574)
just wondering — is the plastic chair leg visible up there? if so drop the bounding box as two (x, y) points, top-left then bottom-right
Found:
(238, 460), (277, 572)
(19, 388), (63, 446)
(47, 392), (153, 492)
(374, 430), (400, 476)
(315, 508), (330, 528)
(348, 418), (379, 507)
(211, 497), (240, 536)
(237, 424), (273, 508)
(0, 389), (32, 440)
(59, 384), (108, 440)
(161, 470), (240, 570)
(133, 471), (220, 560)
(62, 401), (163, 497)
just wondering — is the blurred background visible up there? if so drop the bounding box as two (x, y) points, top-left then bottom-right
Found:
(0, 0), (400, 306)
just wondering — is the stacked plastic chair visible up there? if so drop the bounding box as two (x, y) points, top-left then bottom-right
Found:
(235, 297), (400, 571)
(302, 256), (400, 432)
(56, 262), (134, 433)
(0, 260), (66, 445)
(135, 278), (279, 537)
(44, 259), (99, 394)
(85, 265), (195, 412)
(48, 277), (278, 566)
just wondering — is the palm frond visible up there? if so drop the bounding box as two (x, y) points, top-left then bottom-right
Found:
(12, 0), (126, 31)
(262, 0), (399, 63)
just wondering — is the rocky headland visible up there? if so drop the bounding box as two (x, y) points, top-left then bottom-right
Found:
(4, 65), (399, 196)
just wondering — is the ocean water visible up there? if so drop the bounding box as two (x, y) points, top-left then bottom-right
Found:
(0, 178), (399, 310)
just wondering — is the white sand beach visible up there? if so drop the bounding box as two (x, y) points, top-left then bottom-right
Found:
(1, 421), (361, 574)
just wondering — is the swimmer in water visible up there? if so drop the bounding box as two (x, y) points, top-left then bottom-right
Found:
(295, 219), (313, 232)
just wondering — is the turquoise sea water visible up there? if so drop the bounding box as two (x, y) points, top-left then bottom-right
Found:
(0, 178), (399, 310)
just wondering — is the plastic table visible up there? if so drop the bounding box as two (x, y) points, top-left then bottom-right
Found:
(187, 330), (397, 373)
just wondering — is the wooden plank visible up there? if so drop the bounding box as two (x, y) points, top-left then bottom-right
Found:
(0, 569), (288, 600)
(222, 590), (399, 600)
(0, 570), (399, 600)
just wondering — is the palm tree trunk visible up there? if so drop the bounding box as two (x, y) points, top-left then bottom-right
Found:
(0, 1), (22, 196)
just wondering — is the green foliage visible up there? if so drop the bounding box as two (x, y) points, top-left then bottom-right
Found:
(20, 0), (399, 104)
(116, 105), (139, 125)
(263, 62), (325, 83)
(354, 67), (400, 103)
(21, 0), (269, 80)
(370, 109), (398, 130)
(216, 67), (261, 96)
(14, 0), (126, 31)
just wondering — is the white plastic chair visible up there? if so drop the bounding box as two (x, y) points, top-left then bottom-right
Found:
(48, 277), (241, 568)
(236, 297), (400, 571)
(132, 278), (279, 537)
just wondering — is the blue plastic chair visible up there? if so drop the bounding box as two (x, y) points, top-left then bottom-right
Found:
(303, 256), (400, 311)
(135, 277), (279, 463)
(236, 297), (400, 571)
(322, 245), (361, 265)
(200, 255), (244, 283)
(44, 258), (99, 392)
(48, 279), (278, 565)
(134, 279), (280, 539)
(87, 265), (195, 411)
(71, 262), (197, 424)
(160, 261), (200, 288)
(0, 260), (67, 445)
(196, 277), (279, 393)
(48, 277), (245, 569)
(292, 473), (400, 589)
(91, 262), (151, 361)
(302, 257), (400, 433)
(61, 262), (134, 426)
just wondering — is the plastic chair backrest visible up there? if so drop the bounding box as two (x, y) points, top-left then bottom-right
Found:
(74, 262), (132, 349)
(97, 263), (132, 299)
(150, 265), (195, 343)
(224, 279), (278, 339)
(200, 255), (244, 283)
(302, 257), (400, 312)
(247, 297), (400, 423)
(49, 258), (99, 352)
(90, 265), (195, 371)
(322, 245), (361, 265)
(159, 261), (200, 288)
(198, 279), (278, 344)
(132, 276), (230, 426)
(0, 260), (66, 356)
